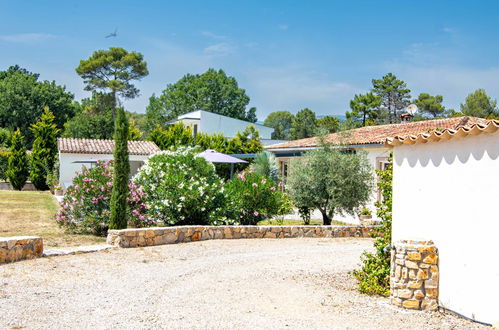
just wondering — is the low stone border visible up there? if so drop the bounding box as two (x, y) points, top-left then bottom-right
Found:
(0, 236), (43, 264)
(43, 244), (115, 257)
(107, 225), (377, 248)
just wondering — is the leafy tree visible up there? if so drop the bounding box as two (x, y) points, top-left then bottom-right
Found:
(460, 89), (498, 118)
(227, 125), (263, 154)
(316, 115), (340, 133)
(76, 47), (148, 110)
(30, 107), (60, 190)
(196, 132), (228, 152)
(347, 93), (382, 126)
(263, 111), (294, 139)
(286, 145), (373, 225)
(372, 73), (411, 123)
(145, 68), (256, 129)
(0, 66), (76, 145)
(109, 107), (130, 230)
(354, 154), (392, 295)
(250, 151), (279, 183)
(6, 129), (29, 190)
(289, 108), (317, 140)
(0, 128), (11, 148)
(413, 93), (445, 118)
(147, 122), (194, 150)
(128, 120), (143, 141)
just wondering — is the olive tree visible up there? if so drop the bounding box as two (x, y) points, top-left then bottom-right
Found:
(286, 145), (373, 225)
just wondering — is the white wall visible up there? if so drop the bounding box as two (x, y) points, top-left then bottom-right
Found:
(59, 153), (149, 189)
(392, 132), (499, 325)
(179, 110), (273, 139)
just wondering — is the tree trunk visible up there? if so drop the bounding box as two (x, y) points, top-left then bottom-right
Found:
(320, 209), (331, 225)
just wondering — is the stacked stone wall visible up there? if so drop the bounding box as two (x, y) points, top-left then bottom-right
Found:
(107, 225), (377, 248)
(390, 240), (439, 311)
(0, 236), (43, 264)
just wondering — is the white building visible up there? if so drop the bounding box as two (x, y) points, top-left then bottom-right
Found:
(170, 110), (278, 145)
(57, 138), (160, 189)
(265, 116), (489, 224)
(387, 119), (499, 325)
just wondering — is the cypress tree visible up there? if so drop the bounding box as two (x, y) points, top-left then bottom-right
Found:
(6, 129), (29, 190)
(30, 107), (60, 190)
(109, 107), (130, 229)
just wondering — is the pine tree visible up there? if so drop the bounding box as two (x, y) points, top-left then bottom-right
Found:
(6, 129), (29, 190)
(30, 107), (60, 190)
(109, 107), (130, 229)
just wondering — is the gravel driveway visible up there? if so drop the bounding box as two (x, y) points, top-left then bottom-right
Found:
(0, 238), (485, 329)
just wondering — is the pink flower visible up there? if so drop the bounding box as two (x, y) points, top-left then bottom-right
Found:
(253, 211), (259, 216)
(261, 179), (266, 184)
(270, 186), (276, 191)
(252, 183), (258, 187)
(278, 182), (284, 187)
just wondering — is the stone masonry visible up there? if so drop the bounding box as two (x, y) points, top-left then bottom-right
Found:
(0, 236), (43, 264)
(107, 225), (377, 248)
(390, 240), (439, 311)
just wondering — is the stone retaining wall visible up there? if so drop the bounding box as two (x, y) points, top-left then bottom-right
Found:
(107, 225), (377, 248)
(0, 236), (43, 264)
(390, 240), (439, 311)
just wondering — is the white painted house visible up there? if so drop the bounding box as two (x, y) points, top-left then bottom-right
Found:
(265, 116), (489, 224)
(57, 138), (160, 189)
(387, 119), (499, 325)
(170, 110), (279, 145)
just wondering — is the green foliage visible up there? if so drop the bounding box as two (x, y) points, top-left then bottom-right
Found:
(250, 151), (279, 183)
(286, 146), (373, 225)
(360, 207), (372, 216)
(0, 149), (10, 181)
(290, 108), (317, 139)
(196, 132), (228, 152)
(46, 159), (59, 194)
(57, 161), (154, 236)
(30, 107), (60, 190)
(6, 129), (29, 190)
(76, 47), (148, 108)
(0, 128), (11, 148)
(225, 170), (291, 225)
(297, 205), (311, 225)
(109, 108), (130, 230)
(413, 93), (445, 118)
(147, 122), (194, 150)
(372, 73), (411, 124)
(353, 154), (393, 295)
(128, 119), (143, 140)
(263, 111), (294, 139)
(133, 147), (229, 225)
(227, 124), (263, 154)
(316, 115), (340, 133)
(460, 89), (499, 119)
(0, 65), (76, 146)
(347, 93), (382, 126)
(145, 68), (256, 130)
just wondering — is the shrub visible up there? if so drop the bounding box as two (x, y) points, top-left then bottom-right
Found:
(225, 170), (292, 225)
(57, 161), (154, 235)
(0, 128), (11, 148)
(133, 147), (229, 225)
(0, 149), (10, 181)
(250, 151), (279, 183)
(6, 129), (29, 190)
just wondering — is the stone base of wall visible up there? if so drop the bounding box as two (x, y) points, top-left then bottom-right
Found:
(107, 225), (377, 248)
(390, 240), (439, 311)
(0, 236), (43, 264)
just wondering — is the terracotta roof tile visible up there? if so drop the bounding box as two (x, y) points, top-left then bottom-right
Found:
(57, 138), (160, 155)
(264, 116), (490, 150)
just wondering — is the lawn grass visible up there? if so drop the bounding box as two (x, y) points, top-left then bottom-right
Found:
(257, 218), (348, 226)
(0, 190), (106, 248)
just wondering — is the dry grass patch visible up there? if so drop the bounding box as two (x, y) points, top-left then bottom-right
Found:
(0, 190), (105, 247)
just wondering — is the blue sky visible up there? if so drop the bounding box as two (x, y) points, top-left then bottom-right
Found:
(1, 0), (499, 121)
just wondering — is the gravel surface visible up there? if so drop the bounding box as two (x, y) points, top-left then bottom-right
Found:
(0, 238), (486, 329)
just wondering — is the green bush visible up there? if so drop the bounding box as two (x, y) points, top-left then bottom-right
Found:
(250, 151), (279, 183)
(6, 129), (29, 190)
(0, 149), (10, 181)
(133, 147), (230, 225)
(225, 170), (292, 225)
(57, 161), (154, 236)
(0, 128), (11, 148)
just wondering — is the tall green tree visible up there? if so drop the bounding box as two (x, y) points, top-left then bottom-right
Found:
(347, 93), (382, 126)
(146, 69), (256, 130)
(109, 108), (130, 230)
(263, 111), (294, 139)
(413, 93), (445, 118)
(372, 73), (411, 123)
(6, 129), (29, 190)
(76, 47), (148, 111)
(316, 116), (340, 133)
(460, 89), (498, 118)
(0, 66), (75, 145)
(286, 145), (373, 225)
(147, 122), (194, 150)
(30, 107), (60, 190)
(290, 108), (317, 140)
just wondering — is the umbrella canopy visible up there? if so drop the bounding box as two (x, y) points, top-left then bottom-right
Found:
(198, 149), (248, 164)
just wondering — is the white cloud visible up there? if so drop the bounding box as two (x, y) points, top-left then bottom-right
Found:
(201, 31), (227, 40)
(203, 42), (235, 56)
(0, 33), (55, 44)
(442, 27), (454, 33)
(278, 24), (289, 31)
